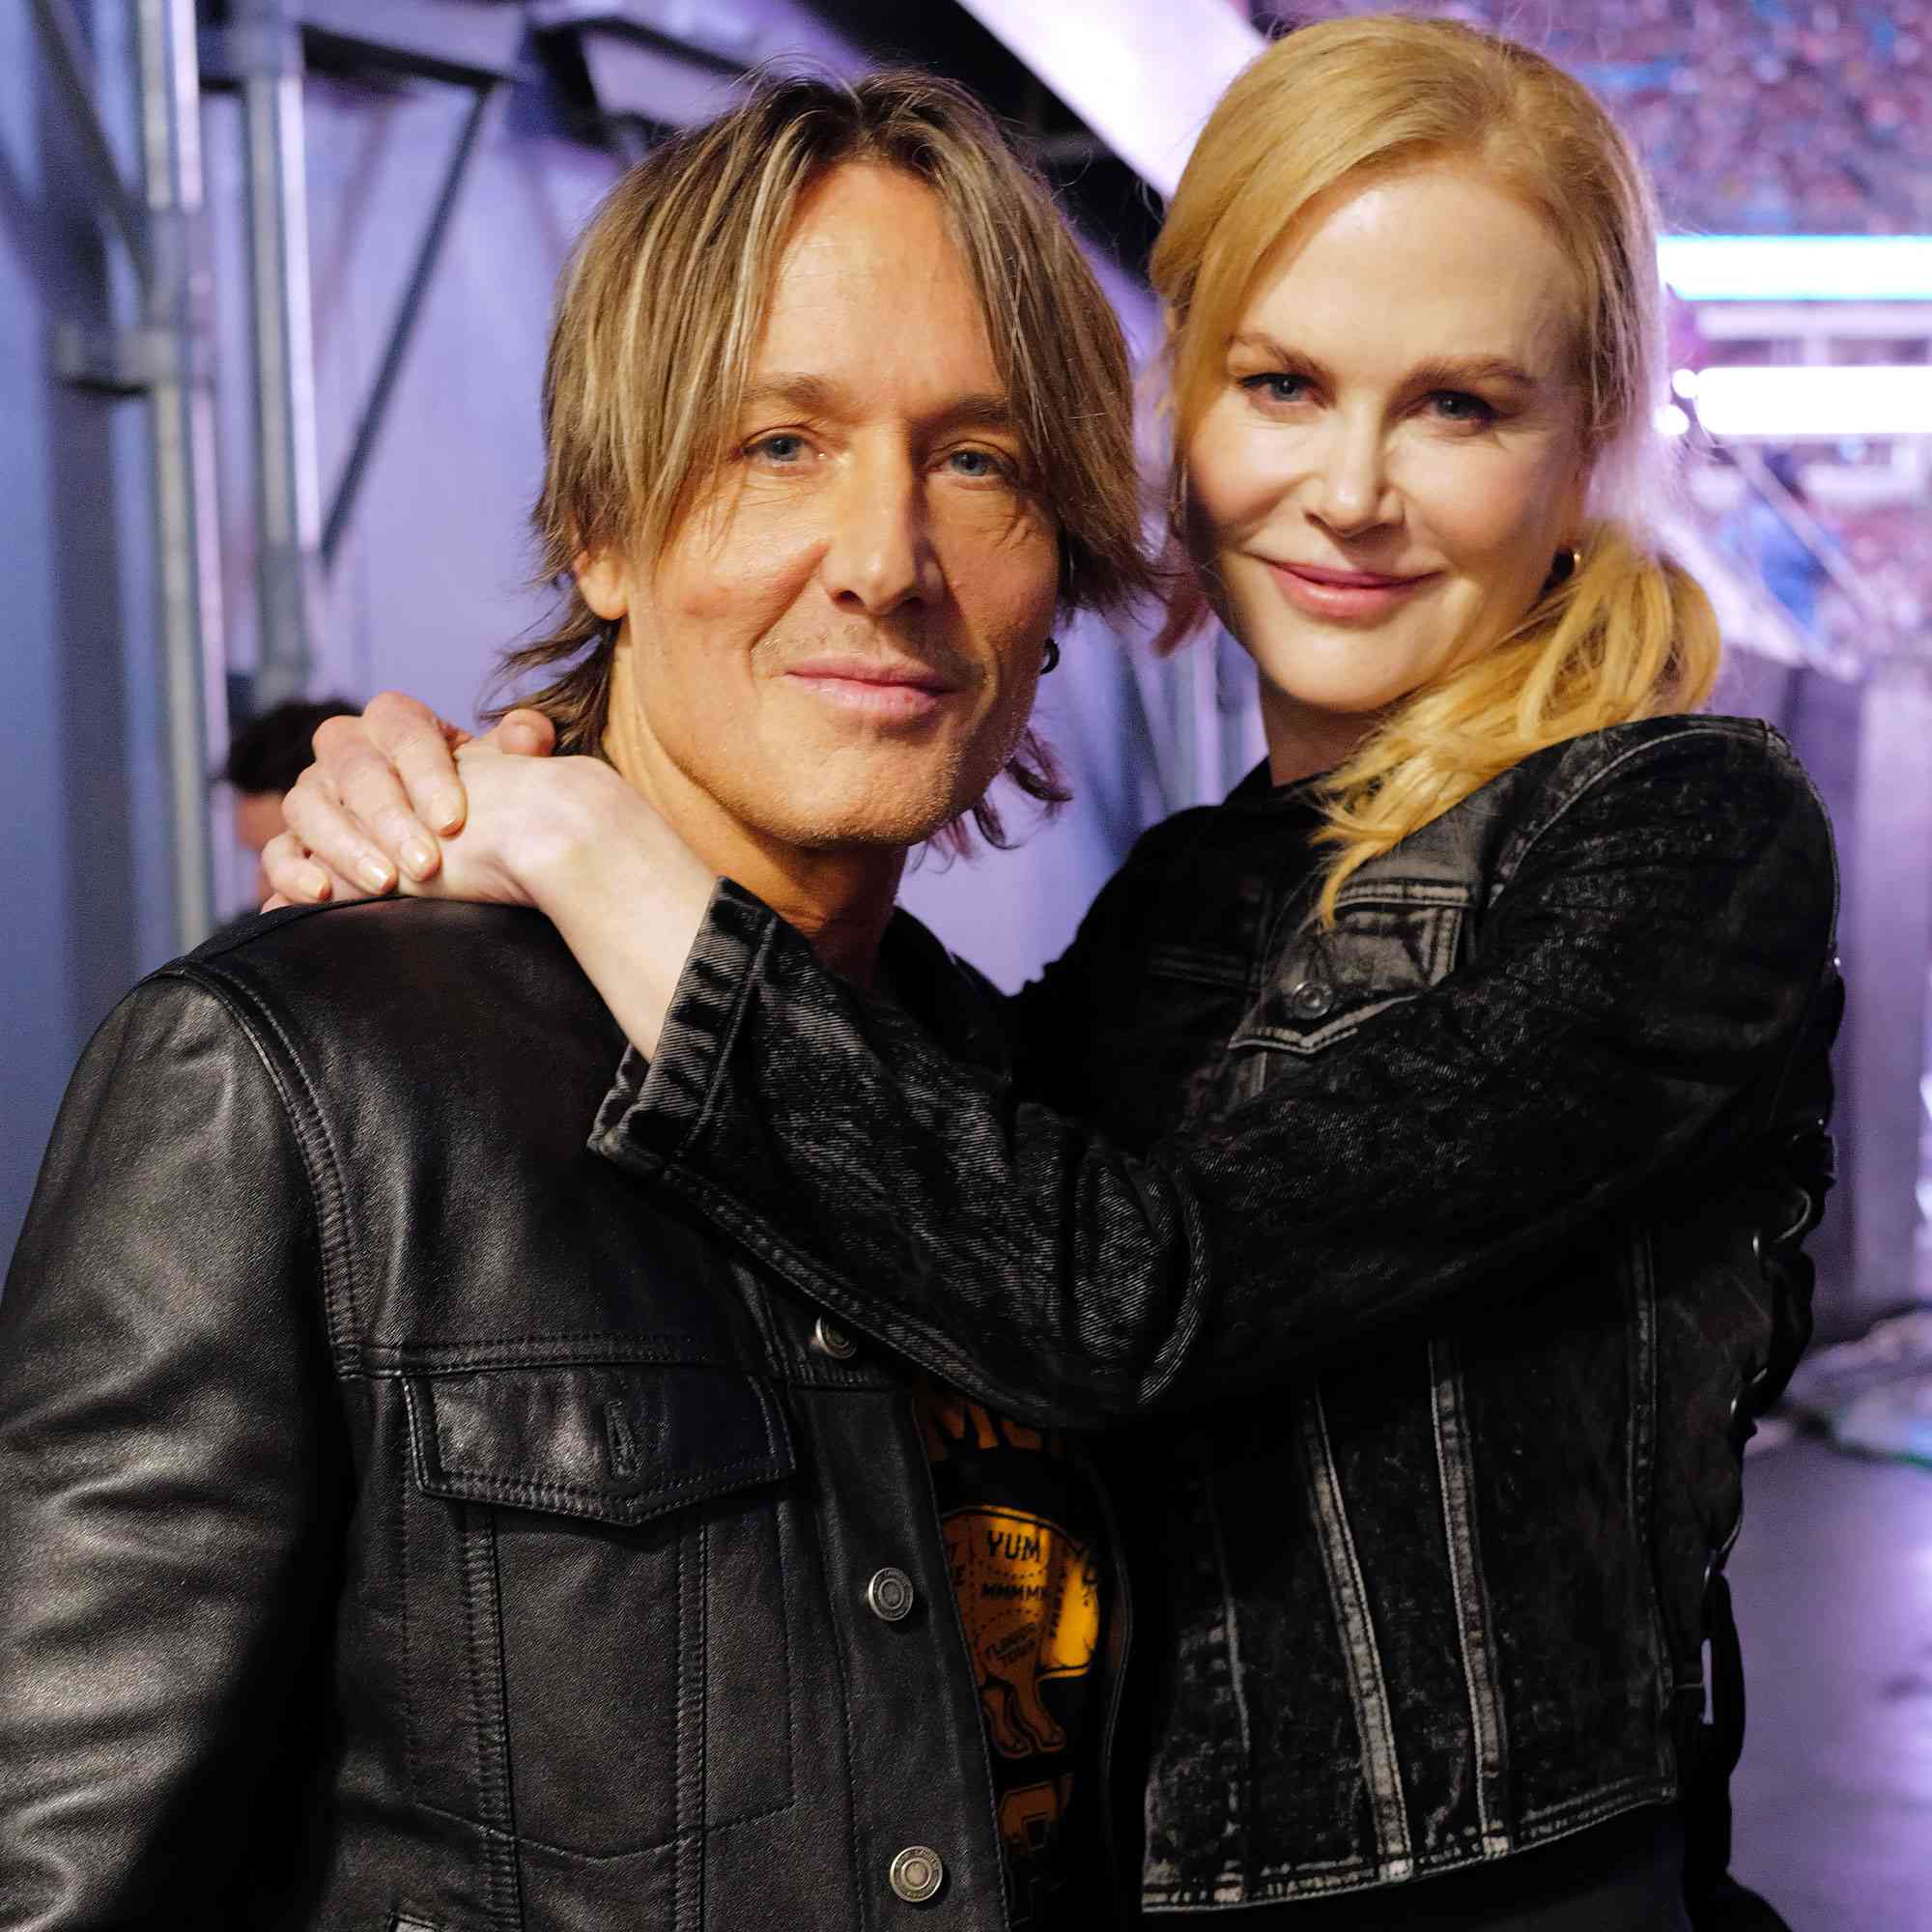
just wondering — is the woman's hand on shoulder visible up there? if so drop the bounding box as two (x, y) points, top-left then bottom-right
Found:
(260, 693), (555, 906)
(409, 739), (642, 912)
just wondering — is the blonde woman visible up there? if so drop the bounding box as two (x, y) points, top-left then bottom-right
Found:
(276, 19), (1839, 1926)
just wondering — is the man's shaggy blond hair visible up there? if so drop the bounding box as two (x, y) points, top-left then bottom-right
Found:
(502, 70), (1151, 850)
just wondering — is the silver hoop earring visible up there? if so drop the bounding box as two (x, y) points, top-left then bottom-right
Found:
(1041, 636), (1061, 675)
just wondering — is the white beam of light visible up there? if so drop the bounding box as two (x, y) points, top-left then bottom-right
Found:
(950, 0), (1264, 200)
(1692, 365), (1932, 440)
(1660, 236), (1932, 302)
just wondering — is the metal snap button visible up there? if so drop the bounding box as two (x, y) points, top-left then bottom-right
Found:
(867, 1566), (916, 1623)
(1287, 978), (1334, 1021)
(889, 1845), (944, 1903)
(810, 1317), (857, 1360)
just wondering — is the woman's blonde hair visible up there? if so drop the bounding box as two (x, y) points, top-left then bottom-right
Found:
(1151, 15), (1720, 922)
(503, 70), (1152, 850)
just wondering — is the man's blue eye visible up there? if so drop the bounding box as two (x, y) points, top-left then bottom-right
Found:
(948, 448), (1006, 478)
(753, 434), (806, 461)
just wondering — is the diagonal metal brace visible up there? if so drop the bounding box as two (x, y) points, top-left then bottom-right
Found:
(28, 0), (156, 290)
(321, 77), (502, 567)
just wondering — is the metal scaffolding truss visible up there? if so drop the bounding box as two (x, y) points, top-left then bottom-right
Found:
(29, 0), (527, 944)
(32, 0), (225, 952)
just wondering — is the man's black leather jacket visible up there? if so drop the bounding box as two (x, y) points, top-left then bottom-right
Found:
(0, 903), (1055, 1930)
(593, 717), (1844, 1911)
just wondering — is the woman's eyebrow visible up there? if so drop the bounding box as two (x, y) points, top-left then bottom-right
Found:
(1406, 355), (1541, 390)
(1226, 335), (1541, 392)
(1228, 331), (1321, 370)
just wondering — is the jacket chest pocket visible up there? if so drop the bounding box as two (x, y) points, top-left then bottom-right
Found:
(398, 1359), (798, 1860)
(1222, 889), (1469, 1100)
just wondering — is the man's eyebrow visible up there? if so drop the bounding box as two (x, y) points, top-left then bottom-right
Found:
(927, 391), (1021, 436)
(737, 376), (1019, 434)
(739, 373), (843, 415)
(1227, 333), (1542, 390)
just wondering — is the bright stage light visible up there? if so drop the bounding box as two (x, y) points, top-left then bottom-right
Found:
(1671, 368), (1701, 399)
(1692, 365), (1932, 439)
(1658, 236), (1932, 301)
(1655, 404), (1691, 437)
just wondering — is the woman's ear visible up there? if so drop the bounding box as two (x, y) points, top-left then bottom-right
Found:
(574, 546), (631, 622)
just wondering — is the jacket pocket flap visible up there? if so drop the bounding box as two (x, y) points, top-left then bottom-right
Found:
(407, 1363), (794, 1526)
(1236, 896), (1466, 1056)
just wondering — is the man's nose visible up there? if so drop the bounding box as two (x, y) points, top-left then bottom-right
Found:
(820, 449), (946, 615)
(1308, 415), (1394, 539)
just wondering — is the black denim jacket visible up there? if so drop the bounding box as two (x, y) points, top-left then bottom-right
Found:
(0, 900), (1055, 1930)
(594, 716), (1843, 1909)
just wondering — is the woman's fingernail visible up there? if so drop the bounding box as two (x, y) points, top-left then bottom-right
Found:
(299, 866), (330, 900)
(401, 838), (438, 880)
(431, 788), (464, 832)
(358, 857), (393, 893)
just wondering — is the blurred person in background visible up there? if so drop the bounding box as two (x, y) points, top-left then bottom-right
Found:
(279, 17), (1841, 1931)
(219, 697), (357, 905)
(0, 72), (1148, 1930)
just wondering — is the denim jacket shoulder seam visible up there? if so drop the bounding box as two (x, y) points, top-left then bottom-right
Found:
(1490, 717), (1776, 903)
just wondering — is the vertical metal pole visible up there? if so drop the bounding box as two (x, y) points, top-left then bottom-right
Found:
(235, 0), (320, 708)
(137, 0), (223, 950)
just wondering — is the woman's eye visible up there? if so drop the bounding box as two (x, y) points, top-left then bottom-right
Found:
(1240, 373), (1311, 406)
(1429, 390), (1497, 427)
(747, 433), (810, 464)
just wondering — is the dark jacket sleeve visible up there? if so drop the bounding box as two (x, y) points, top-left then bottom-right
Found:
(0, 974), (341, 1928)
(593, 729), (1838, 1429)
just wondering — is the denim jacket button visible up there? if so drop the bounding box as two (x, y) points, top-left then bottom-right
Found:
(866, 1566), (916, 1623)
(889, 1845), (945, 1903)
(810, 1317), (858, 1360)
(1287, 978), (1335, 1021)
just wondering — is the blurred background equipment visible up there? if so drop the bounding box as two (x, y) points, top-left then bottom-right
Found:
(4, 6), (1929, 1917)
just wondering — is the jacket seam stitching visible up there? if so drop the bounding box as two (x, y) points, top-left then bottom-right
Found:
(1428, 1339), (1512, 1858)
(1489, 718), (1765, 902)
(1297, 1384), (1414, 1878)
(166, 962), (363, 1367)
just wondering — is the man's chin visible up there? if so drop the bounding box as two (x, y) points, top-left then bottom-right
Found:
(785, 807), (978, 855)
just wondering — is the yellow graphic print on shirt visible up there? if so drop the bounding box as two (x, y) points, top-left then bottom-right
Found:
(943, 1504), (1101, 1757)
(912, 1378), (1105, 1922)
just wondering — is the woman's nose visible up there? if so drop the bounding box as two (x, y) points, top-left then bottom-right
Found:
(1307, 419), (1394, 538)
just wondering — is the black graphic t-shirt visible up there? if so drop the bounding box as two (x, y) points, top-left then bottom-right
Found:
(910, 1375), (1111, 1928)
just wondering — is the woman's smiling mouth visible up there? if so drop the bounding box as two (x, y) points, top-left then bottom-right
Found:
(1262, 559), (1441, 621)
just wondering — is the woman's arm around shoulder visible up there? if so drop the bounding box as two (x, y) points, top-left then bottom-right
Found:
(598, 718), (1837, 1429)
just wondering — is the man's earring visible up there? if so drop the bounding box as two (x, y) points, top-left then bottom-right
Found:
(1041, 636), (1061, 675)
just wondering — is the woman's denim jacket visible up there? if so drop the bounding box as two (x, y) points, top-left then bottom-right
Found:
(596, 716), (1844, 1910)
